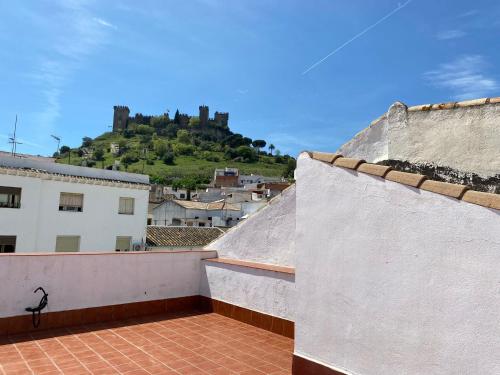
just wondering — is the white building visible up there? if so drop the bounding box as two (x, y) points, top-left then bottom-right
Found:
(0, 156), (149, 253)
(152, 199), (242, 227)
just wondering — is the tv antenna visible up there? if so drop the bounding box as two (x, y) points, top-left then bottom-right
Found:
(51, 135), (61, 155)
(8, 115), (22, 157)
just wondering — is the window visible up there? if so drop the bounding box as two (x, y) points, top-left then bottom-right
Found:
(147, 218), (152, 225)
(172, 218), (181, 226)
(0, 236), (16, 253)
(0, 187), (21, 208)
(115, 236), (131, 252)
(179, 193), (186, 199)
(59, 193), (83, 212)
(199, 222), (206, 227)
(119, 197), (134, 215)
(55, 236), (80, 252)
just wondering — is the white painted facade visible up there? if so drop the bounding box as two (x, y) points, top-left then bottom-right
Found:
(152, 200), (243, 227)
(295, 153), (500, 375)
(0, 251), (216, 318)
(338, 100), (500, 178)
(0, 172), (149, 253)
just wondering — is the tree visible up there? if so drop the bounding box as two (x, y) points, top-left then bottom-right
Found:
(174, 109), (180, 124)
(154, 140), (168, 159)
(189, 116), (200, 127)
(283, 158), (296, 179)
(94, 148), (105, 161)
(81, 137), (93, 148)
(236, 145), (258, 162)
(176, 129), (191, 144)
(268, 144), (275, 155)
(162, 151), (175, 165)
(60, 145), (70, 154)
(94, 148), (105, 168)
(252, 139), (266, 154)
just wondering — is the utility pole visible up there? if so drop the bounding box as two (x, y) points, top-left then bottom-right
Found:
(8, 115), (22, 157)
(51, 135), (61, 156)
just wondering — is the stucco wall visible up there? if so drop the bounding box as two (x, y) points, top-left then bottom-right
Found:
(201, 185), (296, 321)
(337, 115), (388, 163)
(205, 184), (295, 266)
(200, 262), (295, 321)
(294, 154), (500, 375)
(0, 251), (216, 318)
(338, 101), (500, 178)
(0, 174), (149, 252)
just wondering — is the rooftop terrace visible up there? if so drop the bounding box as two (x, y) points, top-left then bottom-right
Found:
(1, 312), (292, 375)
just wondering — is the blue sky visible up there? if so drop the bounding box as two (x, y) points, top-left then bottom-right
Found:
(1, 0), (499, 157)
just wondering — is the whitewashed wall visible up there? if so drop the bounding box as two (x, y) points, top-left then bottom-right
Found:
(338, 101), (500, 178)
(205, 185), (295, 266)
(201, 185), (296, 320)
(200, 262), (295, 321)
(0, 173), (149, 252)
(0, 251), (216, 318)
(295, 154), (500, 375)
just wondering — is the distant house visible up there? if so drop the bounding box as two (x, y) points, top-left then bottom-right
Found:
(152, 199), (242, 227)
(213, 168), (239, 187)
(146, 226), (225, 250)
(0, 155), (149, 253)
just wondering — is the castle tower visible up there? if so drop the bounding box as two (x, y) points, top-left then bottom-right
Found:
(214, 111), (229, 127)
(113, 106), (130, 132)
(199, 105), (209, 126)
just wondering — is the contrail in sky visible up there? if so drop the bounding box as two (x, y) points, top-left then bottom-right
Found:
(302, 0), (412, 75)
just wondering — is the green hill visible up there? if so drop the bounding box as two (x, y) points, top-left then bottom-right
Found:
(55, 115), (295, 186)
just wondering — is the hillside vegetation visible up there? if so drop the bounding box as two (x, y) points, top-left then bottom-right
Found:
(56, 113), (295, 186)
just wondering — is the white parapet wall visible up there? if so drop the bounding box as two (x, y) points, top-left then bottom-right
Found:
(201, 185), (296, 321)
(0, 251), (216, 318)
(205, 184), (295, 266)
(338, 99), (500, 178)
(295, 153), (500, 375)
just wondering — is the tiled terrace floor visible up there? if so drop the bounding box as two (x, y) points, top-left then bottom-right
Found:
(0, 312), (293, 375)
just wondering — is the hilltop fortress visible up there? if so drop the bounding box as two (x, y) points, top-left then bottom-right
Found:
(112, 105), (229, 132)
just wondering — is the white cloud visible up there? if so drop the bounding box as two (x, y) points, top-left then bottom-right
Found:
(237, 89), (249, 95)
(436, 29), (466, 40)
(93, 17), (117, 29)
(424, 55), (498, 100)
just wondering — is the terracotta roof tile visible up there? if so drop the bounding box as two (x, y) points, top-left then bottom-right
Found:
(306, 152), (499, 211)
(461, 190), (500, 210)
(408, 96), (500, 112)
(333, 157), (365, 170)
(385, 170), (427, 188)
(357, 163), (392, 177)
(146, 226), (224, 247)
(310, 151), (342, 164)
(420, 180), (469, 199)
(173, 200), (240, 211)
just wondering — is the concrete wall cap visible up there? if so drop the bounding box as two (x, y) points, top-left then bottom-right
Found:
(357, 163), (392, 177)
(420, 180), (469, 199)
(462, 190), (500, 210)
(385, 170), (427, 188)
(333, 157), (365, 170)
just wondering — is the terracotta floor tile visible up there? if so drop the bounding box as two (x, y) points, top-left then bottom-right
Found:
(0, 312), (293, 375)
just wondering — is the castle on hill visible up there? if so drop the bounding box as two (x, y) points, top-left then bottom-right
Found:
(112, 105), (229, 132)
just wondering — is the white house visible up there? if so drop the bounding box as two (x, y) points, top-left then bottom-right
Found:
(0, 156), (149, 253)
(152, 199), (242, 227)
